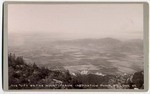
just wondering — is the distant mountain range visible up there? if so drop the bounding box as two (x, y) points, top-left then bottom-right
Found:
(53, 38), (143, 54)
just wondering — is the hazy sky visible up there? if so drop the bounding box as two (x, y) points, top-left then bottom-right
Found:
(8, 3), (143, 40)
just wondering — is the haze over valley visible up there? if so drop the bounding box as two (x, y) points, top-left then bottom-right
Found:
(8, 35), (143, 75)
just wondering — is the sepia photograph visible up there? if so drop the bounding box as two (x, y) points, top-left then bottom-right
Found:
(3, 2), (148, 90)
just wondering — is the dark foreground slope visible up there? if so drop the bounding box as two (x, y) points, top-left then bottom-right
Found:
(8, 53), (144, 89)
